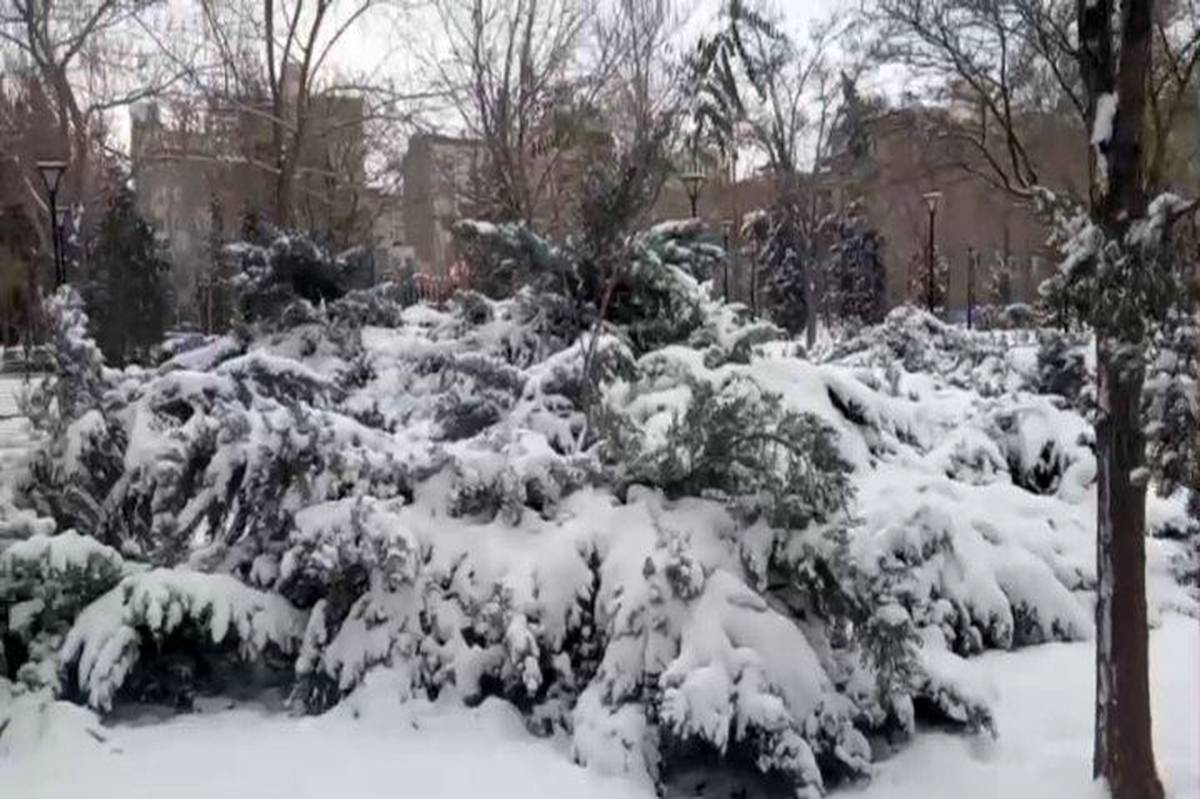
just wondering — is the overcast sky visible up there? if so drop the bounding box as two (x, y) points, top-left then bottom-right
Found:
(113, 0), (862, 161)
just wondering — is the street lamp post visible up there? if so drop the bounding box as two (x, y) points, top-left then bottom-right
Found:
(36, 160), (68, 288)
(967, 245), (976, 330)
(922, 191), (942, 313)
(679, 167), (707, 219)
(721, 219), (734, 303)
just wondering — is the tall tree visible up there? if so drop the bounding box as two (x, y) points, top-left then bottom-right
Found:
(186, 0), (382, 231)
(870, 0), (1198, 795)
(691, 0), (856, 344)
(87, 171), (171, 365)
(430, 0), (600, 227)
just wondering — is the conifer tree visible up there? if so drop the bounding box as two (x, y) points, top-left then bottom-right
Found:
(824, 201), (886, 325)
(86, 172), (172, 366)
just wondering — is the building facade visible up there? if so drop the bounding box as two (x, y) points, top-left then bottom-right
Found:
(130, 66), (370, 329)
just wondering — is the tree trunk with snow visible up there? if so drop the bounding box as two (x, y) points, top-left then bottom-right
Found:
(1092, 343), (1161, 798)
(1078, 0), (1164, 794)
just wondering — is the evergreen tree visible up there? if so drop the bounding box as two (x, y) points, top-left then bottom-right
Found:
(826, 72), (874, 166)
(86, 173), (171, 366)
(750, 198), (813, 338)
(824, 201), (886, 325)
(201, 193), (235, 334)
(905, 248), (949, 315)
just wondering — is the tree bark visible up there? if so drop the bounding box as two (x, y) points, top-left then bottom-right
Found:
(1093, 342), (1163, 799)
(1078, 0), (1165, 792)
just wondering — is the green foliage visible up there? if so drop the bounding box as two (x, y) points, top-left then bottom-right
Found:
(20, 286), (107, 437)
(599, 374), (854, 530)
(824, 202), (887, 325)
(1035, 330), (1089, 403)
(688, 0), (785, 156)
(1054, 197), (1186, 345)
(0, 532), (125, 691)
(231, 229), (372, 326)
(20, 288), (125, 535)
(1144, 308), (1198, 497)
(85, 173), (172, 366)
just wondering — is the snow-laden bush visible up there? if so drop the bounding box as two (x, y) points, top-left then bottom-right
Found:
(1035, 329), (1090, 408)
(597, 368), (852, 532)
(60, 569), (305, 711)
(0, 679), (116, 757)
(0, 532), (125, 691)
(453, 217), (719, 357)
(831, 305), (1030, 397)
(35, 337), (411, 568)
(1144, 308), (1198, 500)
(230, 230), (371, 326)
(19, 287), (124, 534)
(11, 216), (1197, 796)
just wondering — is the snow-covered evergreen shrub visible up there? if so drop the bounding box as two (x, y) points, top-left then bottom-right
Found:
(281, 497), (420, 711)
(20, 287), (125, 535)
(231, 230), (368, 326)
(687, 302), (786, 367)
(755, 205), (812, 336)
(20, 286), (108, 435)
(1144, 307), (1197, 498)
(606, 223), (713, 355)
(453, 220), (562, 299)
(11, 208), (1195, 798)
(0, 532), (125, 691)
(86, 173), (173, 366)
(823, 202), (887, 326)
(1035, 329), (1090, 407)
(599, 372), (853, 532)
(61, 569), (306, 711)
(444, 432), (597, 524)
(453, 218), (714, 357)
(44, 348), (411, 567)
(829, 306), (1018, 397)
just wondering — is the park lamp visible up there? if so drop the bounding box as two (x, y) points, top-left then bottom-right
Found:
(679, 163), (708, 218)
(922, 190), (942, 214)
(36, 159), (68, 195)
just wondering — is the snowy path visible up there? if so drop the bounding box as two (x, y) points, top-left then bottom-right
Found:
(3, 615), (1196, 799)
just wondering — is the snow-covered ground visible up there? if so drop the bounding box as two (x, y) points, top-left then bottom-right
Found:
(850, 613), (1199, 799)
(3, 614), (1195, 799)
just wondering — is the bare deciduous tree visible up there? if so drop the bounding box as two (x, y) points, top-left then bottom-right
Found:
(0, 0), (185, 253)
(430, 0), (614, 228)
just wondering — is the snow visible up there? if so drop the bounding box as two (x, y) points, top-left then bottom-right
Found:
(3, 615), (1195, 798)
(61, 569), (307, 711)
(0, 697), (649, 799)
(849, 614), (1199, 799)
(4, 270), (1196, 797)
(1091, 92), (1117, 191)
